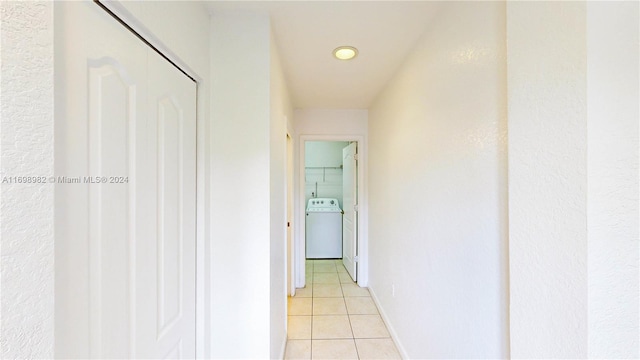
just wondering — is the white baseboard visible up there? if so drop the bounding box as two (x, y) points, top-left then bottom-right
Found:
(368, 287), (409, 360)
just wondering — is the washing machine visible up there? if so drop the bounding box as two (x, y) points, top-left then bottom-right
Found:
(305, 198), (343, 259)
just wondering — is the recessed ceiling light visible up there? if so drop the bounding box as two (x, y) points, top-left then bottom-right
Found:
(333, 46), (358, 60)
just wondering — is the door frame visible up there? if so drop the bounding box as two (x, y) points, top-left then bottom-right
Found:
(286, 132), (295, 297)
(90, 2), (207, 358)
(296, 135), (368, 289)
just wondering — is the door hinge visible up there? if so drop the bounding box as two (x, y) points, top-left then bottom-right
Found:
(287, 222), (290, 227)
(354, 154), (359, 161)
(354, 204), (359, 212)
(354, 255), (359, 263)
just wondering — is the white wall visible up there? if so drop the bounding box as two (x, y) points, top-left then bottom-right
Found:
(211, 10), (293, 359)
(507, 2), (588, 357)
(305, 141), (349, 168)
(210, 11), (272, 358)
(270, 30), (294, 359)
(368, 2), (508, 358)
(295, 109), (368, 137)
(587, 3), (639, 357)
(0, 2), (54, 358)
(507, 2), (639, 357)
(305, 141), (349, 208)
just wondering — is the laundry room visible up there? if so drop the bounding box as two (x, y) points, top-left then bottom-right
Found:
(304, 141), (349, 207)
(304, 141), (348, 261)
(303, 139), (359, 281)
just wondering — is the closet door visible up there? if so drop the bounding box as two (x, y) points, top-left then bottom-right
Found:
(55, 2), (196, 358)
(136, 40), (197, 360)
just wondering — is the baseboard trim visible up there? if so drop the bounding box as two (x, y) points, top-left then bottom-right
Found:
(368, 287), (409, 360)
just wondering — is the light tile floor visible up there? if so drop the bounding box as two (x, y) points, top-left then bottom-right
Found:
(285, 259), (402, 360)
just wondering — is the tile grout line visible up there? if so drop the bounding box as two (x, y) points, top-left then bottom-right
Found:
(343, 278), (361, 360)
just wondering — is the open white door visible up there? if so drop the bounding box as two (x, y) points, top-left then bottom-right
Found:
(287, 134), (295, 296)
(342, 142), (358, 281)
(55, 2), (196, 358)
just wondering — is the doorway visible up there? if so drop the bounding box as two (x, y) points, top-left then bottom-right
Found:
(296, 136), (367, 291)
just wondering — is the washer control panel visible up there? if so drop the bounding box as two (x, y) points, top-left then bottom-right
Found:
(307, 198), (341, 212)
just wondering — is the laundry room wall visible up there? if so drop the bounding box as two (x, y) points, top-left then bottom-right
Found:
(305, 141), (349, 208)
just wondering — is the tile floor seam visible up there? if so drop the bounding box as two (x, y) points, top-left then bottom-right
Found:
(352, 338), (360, 360)
(346, 305), (360, 359)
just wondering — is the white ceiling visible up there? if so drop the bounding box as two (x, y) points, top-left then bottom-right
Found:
(206, 1), (441, 109)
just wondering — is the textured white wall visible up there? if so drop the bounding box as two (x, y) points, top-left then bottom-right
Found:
(508, 2), (640, 357)
(587, 2), (639, 357)
(0, 2), (55, 358)
(507, 2), (588, 357)
(368, 2), (508, 358)
(210, 11), (272, 358)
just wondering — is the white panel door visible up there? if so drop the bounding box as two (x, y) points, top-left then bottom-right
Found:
(342, 143), (358, 281)
(55, 2), (196, 358)
(136, 42), (197, 360)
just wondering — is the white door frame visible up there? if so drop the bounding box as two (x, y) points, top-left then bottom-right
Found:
(91, 2), (207, 357)
(296, 135), (368, 289)
(286, 132), (296, 297)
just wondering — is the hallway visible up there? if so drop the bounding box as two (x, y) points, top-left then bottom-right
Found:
(2, 1), (638, 359)
(285, 260), (401, 359)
